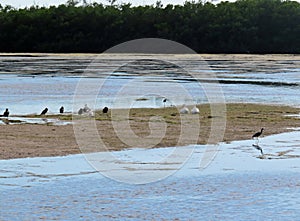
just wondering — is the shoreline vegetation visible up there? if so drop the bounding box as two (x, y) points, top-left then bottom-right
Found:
(1, 0), (300, 54)
(1, 103), (299, 160)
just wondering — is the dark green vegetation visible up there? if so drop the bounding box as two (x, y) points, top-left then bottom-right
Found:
(0, 0), (300, 53)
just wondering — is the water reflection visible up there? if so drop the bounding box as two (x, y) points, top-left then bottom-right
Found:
(252, 143), (264, 155)
(0, 117), (72, 125)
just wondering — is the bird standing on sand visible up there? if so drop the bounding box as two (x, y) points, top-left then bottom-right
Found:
(83, 104), (91, 113)
(191, 106), (200, 114)
(78, 108), (83, 115)
(252, 128), (264, 139)
(59, 106), (64, 114)
(103, 107), (108, 113)
(180, 105), (189, 114)
(40, 108), (48, 115)
(3, 108), (9, 117)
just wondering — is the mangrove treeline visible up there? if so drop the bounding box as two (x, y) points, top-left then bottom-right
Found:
(0, 0), (300, 53)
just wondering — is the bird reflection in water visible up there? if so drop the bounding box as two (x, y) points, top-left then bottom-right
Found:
(252, 128), (265, 156)
(252, 144), (264, 155)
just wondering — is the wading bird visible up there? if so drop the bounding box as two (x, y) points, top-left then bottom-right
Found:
(83, 104), (91, 113)
(78, 108), (83, 115)
(163, 98), (167, 108)
(191, 106), (199, 114)
(3, 108), (9, 117)
(180, 105), (189, 114)
(103, 107), (108, 113)
(252, 128), (264, 139)
(40, 108), (48, 115)
(59, 106), (64, 114)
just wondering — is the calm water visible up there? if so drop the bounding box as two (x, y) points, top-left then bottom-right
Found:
(0, 54), (299, 114)
(1, 131), (300, 220)
(1, 172), (299, 220)
(0, 54), (299, 220)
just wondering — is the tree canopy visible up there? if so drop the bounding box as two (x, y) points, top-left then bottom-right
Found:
(0, 0), (299, 53)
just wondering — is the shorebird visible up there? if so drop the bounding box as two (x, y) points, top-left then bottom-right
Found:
(40, 108), (48, 115)
(252, 128), (264, 139)
(78, 108), (83, 115)
(180, 105), (189, 114)
(59, 106), (64, 114)
(103, 107), (108, 113)
(163, 98), (167, 108)
(3, 108), (9, 117)
(191, 106), (199, 114)
(83, 104), (91, 113)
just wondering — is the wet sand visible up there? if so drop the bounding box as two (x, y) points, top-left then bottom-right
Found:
(1, 103), (299, 159)
(1, 53), (299, 76)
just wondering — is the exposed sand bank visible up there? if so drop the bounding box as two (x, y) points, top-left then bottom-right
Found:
(1, 103), (299, 159)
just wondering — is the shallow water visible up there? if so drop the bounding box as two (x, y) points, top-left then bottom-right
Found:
(0, 54), (299, 115)
(0, 116), (72, 125)
(1, 172), (299, 220)
(1, 131), (300, 220)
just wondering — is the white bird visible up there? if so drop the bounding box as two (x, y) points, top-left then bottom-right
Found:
(191, 106), (199, 114)
(180, 105), (189, 114)
(88, 110), (94, 117)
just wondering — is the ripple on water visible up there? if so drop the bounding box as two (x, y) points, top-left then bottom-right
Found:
(1, 130), (300, 220)
(1, 172), (300, 220)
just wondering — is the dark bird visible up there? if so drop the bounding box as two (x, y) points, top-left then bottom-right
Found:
(103, 107), (108, 114)
(78, 108), (83, 115)
(163, 98), (167, 108)
(40, 108), (48, 115)
(252, 144), (264, 155)
(83, 104), (91, 113)
(252, 128), (264, 139)
(3, 108), (9, 117)
(59, 106), (64, 114)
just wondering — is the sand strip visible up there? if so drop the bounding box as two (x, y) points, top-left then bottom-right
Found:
(0, 103), (299, 159)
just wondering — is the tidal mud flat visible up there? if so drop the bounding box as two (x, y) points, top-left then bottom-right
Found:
(0, 103), (299, 159)
(0, 53), (299, 158)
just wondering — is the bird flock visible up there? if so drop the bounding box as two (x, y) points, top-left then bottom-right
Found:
(1, 98), (265, 158)
(179, 105), (200, 114)
(0, 104), (111, 118)
(1, 98), (200, 118)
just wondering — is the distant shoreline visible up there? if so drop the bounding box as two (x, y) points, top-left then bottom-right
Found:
(1, 53), (299, 63)
(1, 103), (299, 160)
